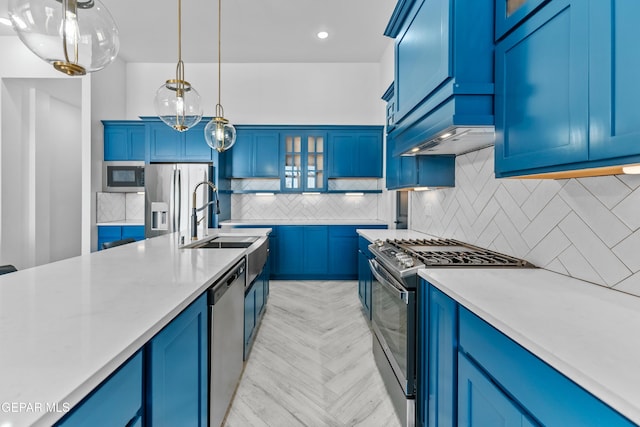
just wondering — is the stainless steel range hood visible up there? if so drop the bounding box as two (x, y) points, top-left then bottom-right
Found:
(402, 126), (495, 156)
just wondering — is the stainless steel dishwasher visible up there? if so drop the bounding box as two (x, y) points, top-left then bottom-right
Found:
(209, 258), (246, 427)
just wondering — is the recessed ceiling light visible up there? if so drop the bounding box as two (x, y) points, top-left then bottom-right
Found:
(317, 31), (329, 40)
(0, 17), (12, 27)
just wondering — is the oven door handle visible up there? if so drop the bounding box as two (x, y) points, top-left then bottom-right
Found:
(369, 259), (409, 304)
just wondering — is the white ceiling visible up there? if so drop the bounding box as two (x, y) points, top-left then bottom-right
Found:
(0, 0), (397, 64)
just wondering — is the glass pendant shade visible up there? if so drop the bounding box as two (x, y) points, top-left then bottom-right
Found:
(154, 79), (202, 132)
(8, 0), (119, 76)
(204, 114), (236, 152)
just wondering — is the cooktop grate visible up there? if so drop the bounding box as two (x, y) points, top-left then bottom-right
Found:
(385, 238), (535, 267)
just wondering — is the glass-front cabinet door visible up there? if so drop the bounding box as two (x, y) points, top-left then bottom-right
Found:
(282, 130), (326, 192)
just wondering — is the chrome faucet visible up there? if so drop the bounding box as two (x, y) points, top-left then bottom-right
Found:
(191, 180), (220, 240)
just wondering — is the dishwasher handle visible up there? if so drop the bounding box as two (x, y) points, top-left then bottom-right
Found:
(209, 259), (246, 305)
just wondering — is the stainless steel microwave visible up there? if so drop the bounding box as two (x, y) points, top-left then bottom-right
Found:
(103, 161), (145, 192)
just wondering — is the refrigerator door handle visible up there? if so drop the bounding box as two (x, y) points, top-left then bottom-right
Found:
(176, 169), (182, 231)
(171, 169), (176, 231)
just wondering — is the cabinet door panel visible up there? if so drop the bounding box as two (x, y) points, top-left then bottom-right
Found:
(129, 127), (146, 160)
(56, 352), (143, 427)
(231, 131), (253, 177)
(589, 1), (640, 161)
(244, 285), (256, 358)
(276, 226), (304, 275)
(253, 132), (280, 177)
(184, 123), (212, 161)
(149, 294), (208, 427)
(328, 131), (383, 178)
(121, 225), (145, 241)
(428, 286), (457, 427)
(495, 0), (589, 177)
(149, 125), (182, 161)
(303, 226), (328, 274)
(329, 235), (357, 277)
(458, 353), (537, 427)
(104, 127), (129, 161)
(396, 0), (451, 122)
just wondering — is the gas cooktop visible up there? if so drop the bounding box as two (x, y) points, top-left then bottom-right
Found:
(369, 238), (535, 280)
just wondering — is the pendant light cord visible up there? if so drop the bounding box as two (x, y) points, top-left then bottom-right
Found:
(176, 0), (185, 93)
(217, 0), (222, 112)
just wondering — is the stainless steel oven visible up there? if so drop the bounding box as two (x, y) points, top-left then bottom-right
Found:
(368, 238), (535, 427)
(369, 258), (416, 427)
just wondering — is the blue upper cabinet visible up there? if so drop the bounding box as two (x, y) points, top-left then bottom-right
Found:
(494, 0), (589, 177)
(495, 0), (550, 40)
(327, 127), (383, 178)
(103, 121), (146, 161)
(382, 83), (396, 132)
(230, 127), (280, 178)
(588, 0), (640, 163)
(281, 129), (327, 192)
(146, 118), (213, 163)
(385, 0), (494, 157)
(495, 0), (640, 178)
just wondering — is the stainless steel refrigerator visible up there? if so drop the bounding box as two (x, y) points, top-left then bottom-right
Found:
(145, 163), (217, 239)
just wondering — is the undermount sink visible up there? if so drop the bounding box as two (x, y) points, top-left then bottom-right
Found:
(184, 234), (269, 287)
(189, 236), (259, 249)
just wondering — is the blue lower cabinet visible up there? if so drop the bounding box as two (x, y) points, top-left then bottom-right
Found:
(275, 226), (304, 277)
(244, 262), (270, 360)
(148, 294), (208, 427)
(98, 225), (145, 251)
(121, 225), (145, 241)
(357, 236), (376, 318)
(357, 250), (370, 317)
(329, 226), (359, 279)
(55, 352), (143, 427)
(458, 308), (634, 426)
(427, 286), (457, 427)
(244, 284), (256, 359)
(230, 225), (387, 280)
(457, 353), (537, 427)
(303, 226), (329, 275)
(417, 281), (458, 427)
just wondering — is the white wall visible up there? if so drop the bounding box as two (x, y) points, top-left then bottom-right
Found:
(126, 62), (386, 124)
(0, 36), (90, 268)
(1, 79), (82, 269)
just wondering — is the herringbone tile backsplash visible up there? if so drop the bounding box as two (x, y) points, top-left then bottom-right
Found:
(231, 193), (382, 221)
(411, 147), (640, 296)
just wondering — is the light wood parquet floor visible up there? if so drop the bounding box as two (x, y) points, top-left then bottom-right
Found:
(223, 280), (402, 427)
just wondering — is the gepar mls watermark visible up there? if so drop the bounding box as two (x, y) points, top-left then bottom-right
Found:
(1, 401), (70, 414)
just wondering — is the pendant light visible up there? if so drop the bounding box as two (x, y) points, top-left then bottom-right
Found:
(153, 0), (202, 132)
(204, 0), (236, 152)
(8, 0), (119, 76)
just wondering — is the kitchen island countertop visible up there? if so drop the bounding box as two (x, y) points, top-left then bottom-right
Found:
(420, 267), (640, 425)
(0, 230), (266, 426)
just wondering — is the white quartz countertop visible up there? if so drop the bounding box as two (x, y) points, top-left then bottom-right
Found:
(419, 267), (640, 425)
(220, 219), (388, 226)
(356, 228), (435, 242)
(0, 231), (260, 427)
